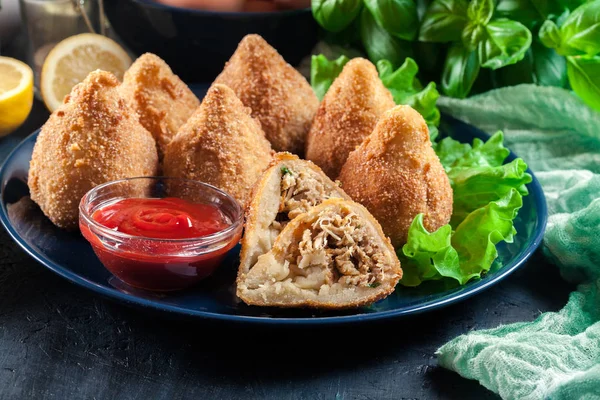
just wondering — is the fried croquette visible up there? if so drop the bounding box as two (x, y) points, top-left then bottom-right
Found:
(238, 152), (350, 279)
(213, 34), (319, 155)
(28, 70), (159, 230)
(163, 83), (273, 206)
(305, 58), (395, 179)
(236, 198), (402, 309)
(338, 105), (452, 247)
(119, 53), (200, 157)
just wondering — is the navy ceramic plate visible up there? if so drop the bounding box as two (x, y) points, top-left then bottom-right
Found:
(0, 90), (547, 325)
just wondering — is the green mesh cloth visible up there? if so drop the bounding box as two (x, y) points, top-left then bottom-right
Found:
(435, 85), (600, 399)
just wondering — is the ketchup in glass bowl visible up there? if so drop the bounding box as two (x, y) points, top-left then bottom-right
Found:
(79, 177), (243, 292)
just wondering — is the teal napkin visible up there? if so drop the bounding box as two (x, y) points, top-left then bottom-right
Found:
(435, 85), (600, 399)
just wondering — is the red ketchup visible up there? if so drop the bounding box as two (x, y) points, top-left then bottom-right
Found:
(80, 197), (241, 291)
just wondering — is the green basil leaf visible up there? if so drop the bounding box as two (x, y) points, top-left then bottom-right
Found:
(539, 20), (563, 50)
(467, 0), (494, 25)
(311, 0), (363, 33)
(532, 41), (568, 87)
(495, 0), (563, 28)
(417, 0), (433, 19)
(557, 1), (600, 57)
(479, 19), (533, 69)
(490, 48), (535, 87)
(364, 0), (420, 41)
(310, 54), (350, 100)
(566, 55), (600, 111)
(418, 0), (469, 42)
(412, 41), (445, 77)
(462, 22), (486, 51)
(558, 0), (589, 11)
(442, 42), (481, 98)
(319, 18), (363, 46)
(360, 8), (414, 67)
(490, 41), (568, 87)
(556, 8), (571, 26)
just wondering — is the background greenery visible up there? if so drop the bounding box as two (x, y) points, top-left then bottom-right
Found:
(311, 0), (600, 111)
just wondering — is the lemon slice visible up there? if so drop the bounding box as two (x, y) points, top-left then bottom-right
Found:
(0, 57), (34, 137)
(40, 33), (132, 112)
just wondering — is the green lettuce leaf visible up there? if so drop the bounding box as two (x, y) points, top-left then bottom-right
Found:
(311, 54), (350, 100)
(400, 215), (459, 286)
(398, 132), (532, 286)
(451, 188), (523, 280)
(436, 130), (509, 168)
(449, 158), (531, 225)
(400, 189), (525, 286)
(377, 58), (441, 139)
(433, 134), (471, 166)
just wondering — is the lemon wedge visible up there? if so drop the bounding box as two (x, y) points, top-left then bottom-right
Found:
(0, 57), (34, 137)
(40, 33), (132, 112)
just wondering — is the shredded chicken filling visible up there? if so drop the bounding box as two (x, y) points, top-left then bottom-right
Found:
(269, 167), (331, 242)
(284, 210), (388, 290)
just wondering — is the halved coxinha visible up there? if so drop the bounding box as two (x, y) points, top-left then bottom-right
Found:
(237, 153), (402, 309)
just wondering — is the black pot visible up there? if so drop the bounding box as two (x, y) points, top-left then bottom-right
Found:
(104, 0), (319, 83)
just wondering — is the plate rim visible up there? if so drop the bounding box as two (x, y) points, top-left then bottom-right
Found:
(0, 123), (548, 325)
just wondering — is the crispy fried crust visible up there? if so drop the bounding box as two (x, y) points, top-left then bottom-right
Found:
(236, 198), (402, 309)
(119, 53), (200, 157)
(163, 84), (273, 206)
(28, 70), (159, 230)
(213, 34), (319, 155)
(305, 58), (395, 179)
(238, 152), (350, 277)
(338, 105), (453, 247)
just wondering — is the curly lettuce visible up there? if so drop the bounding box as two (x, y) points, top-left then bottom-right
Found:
(377, 59), (440, 140)
(311, 54), (350, 101)
(399, 132), (532, 286)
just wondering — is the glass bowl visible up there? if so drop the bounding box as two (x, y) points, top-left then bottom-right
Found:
(79, 177), (243, 292)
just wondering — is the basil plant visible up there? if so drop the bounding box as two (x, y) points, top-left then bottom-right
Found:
(419, 0), (532, 98)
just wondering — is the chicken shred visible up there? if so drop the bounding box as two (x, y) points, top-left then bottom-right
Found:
(284, 209), (387, 290)
(266, 166), (386, 291)
(272, 167), (331, 235)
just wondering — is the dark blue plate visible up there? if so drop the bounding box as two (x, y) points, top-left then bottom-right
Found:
(0, 89), (547, 325)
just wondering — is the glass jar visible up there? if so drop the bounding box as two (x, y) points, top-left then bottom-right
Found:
(19, 0), (105, 94)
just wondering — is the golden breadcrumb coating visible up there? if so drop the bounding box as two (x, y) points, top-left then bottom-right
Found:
(163, 83), (273, 206)
(213, 34), (319, 155)
(28, 70), (159, 230)
(338, 105), (453, 247)
(119, 53), (200, 157)
(306, 58), (395, 179)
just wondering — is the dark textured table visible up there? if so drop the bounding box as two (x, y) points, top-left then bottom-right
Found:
(0, 35), (573, 400)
